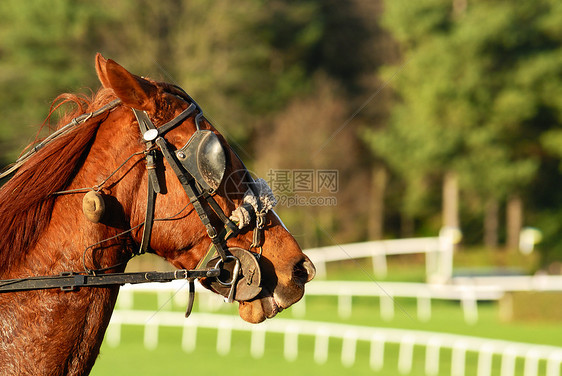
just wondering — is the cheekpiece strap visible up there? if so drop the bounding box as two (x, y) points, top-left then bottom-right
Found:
(132, 108), (160, 255)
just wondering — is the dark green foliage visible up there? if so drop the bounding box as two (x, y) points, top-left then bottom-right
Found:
(364, 0), (562, 259)
(2, 1), (562, 260)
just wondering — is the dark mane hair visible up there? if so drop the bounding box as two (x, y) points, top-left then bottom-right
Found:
(0, 88), (117, 274)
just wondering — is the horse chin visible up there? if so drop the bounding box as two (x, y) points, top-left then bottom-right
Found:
(237, 284), (306, 323)
(238, 295), (282, 324)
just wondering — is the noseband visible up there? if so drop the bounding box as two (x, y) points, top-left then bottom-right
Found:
(0, 89), (277, 317)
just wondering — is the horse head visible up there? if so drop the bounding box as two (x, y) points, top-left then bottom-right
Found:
(93, 54), (315, 323)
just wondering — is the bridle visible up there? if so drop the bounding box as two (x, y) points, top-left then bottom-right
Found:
(131, 87), (274, 305)
(0, 88), (276, 317)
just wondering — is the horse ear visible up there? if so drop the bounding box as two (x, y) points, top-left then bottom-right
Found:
(95, 53), (112, 89)
(94, 53), (156, 112)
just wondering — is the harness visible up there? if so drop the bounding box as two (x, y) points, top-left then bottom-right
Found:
(0, 91), (276, 317)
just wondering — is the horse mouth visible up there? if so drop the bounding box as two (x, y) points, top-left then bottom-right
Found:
(237, 286), (305, 323)
(238, 297), (280, 323)
(258, 295), (283, 317)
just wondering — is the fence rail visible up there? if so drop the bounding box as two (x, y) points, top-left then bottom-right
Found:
(304, 232), (455, 283)
(117, 274), (562, 325)
(107, 310), (562, 376)
(112, 235), (562, 375)
(299, 280), (504, 324)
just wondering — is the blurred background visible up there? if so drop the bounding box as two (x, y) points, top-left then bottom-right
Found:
(1, 1), (562, 374)
(2, 0), (562, 268)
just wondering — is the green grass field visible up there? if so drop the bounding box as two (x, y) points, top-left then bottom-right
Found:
(91, 258), (562, 376)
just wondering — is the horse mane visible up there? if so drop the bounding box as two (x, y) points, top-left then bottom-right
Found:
(0, 88), (117, 275)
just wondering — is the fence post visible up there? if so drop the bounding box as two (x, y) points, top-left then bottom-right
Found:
(106, 316), (121, 348)
(436, 227), (457, 283)
(380, 292), (395, 321)
(372, 252), (388, 279)
(314, 327), (330, 364)
(284, 325), (299, 362)
(451, 341), (467, 376)
(216, 320), (232, 356)
(173, 282), (188, 307)
(341, 330), (358, 367)
(546, 352), (562, 376)
(398, 335), (415, 374)
(338, 290), (352, 319)
(370, 333), (385, 371)
(524, 349), (539, 376)
(461, 290), (478, 325)
(417, 291), (432, 322)
(425, 337), (441, 376)
(157, 290), (172, 311)
(500, 346), (517, 376)
(251, 325), (266, 359)
(144, 318), (159, 351)
(477, 343), (494, 376)
(181, 320), (197, 353)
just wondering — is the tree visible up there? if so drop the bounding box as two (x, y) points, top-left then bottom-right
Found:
(0, 0), (117, 160)
(364, 0), (562, 251)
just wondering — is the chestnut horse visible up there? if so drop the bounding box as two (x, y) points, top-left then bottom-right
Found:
(0, 54), (315, 376)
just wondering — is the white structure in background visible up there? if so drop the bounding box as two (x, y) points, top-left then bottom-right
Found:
(297, 280), (504, 325)
(519, 227), (543, 255)
(112, 229), (562, 376)
(304, 228), (459, 283)
(107, 310), (562, 376)
(117, 274), (562, 326)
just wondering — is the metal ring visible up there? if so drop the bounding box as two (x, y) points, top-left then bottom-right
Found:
(213, 255), (239, 286)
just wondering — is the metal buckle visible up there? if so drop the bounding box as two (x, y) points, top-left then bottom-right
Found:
(205, 247), (262, 302)
(214, 256), (240, 287)
(174, 269), (189, 279)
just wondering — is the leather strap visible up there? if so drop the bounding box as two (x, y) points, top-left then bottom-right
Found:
(157, 104), (197, 136)
(154, 136), (231, 262)
(133, 109), (160, 255)
(0, 269), (219, 292)
(139, 177), (157, 254)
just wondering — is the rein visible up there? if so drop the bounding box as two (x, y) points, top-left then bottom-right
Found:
(0, 90), (276, 318)
(0, 99), (122, 180)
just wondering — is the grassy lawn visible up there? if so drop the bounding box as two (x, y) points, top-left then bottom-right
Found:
(91, 292), (562, 376)
(91, 255), (561, 376)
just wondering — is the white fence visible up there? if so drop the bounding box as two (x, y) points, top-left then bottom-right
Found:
(304, 231), (455, 283)
(117, 274), (562, 325)
(111, 235), (562, 375)
(299, 280), (504, 325)
(118, 280), (495, 324)
(452, 274), (562, 291)
(107, 310), (562, 376)
(301, 275), (562, 324)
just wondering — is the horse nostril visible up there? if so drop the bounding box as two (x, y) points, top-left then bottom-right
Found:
(293, 256), (316, 285)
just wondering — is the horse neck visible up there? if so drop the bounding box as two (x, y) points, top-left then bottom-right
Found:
(0, 115), (140, 376)
(16, 118), (139, 277)
(0, 202), (125, 376)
